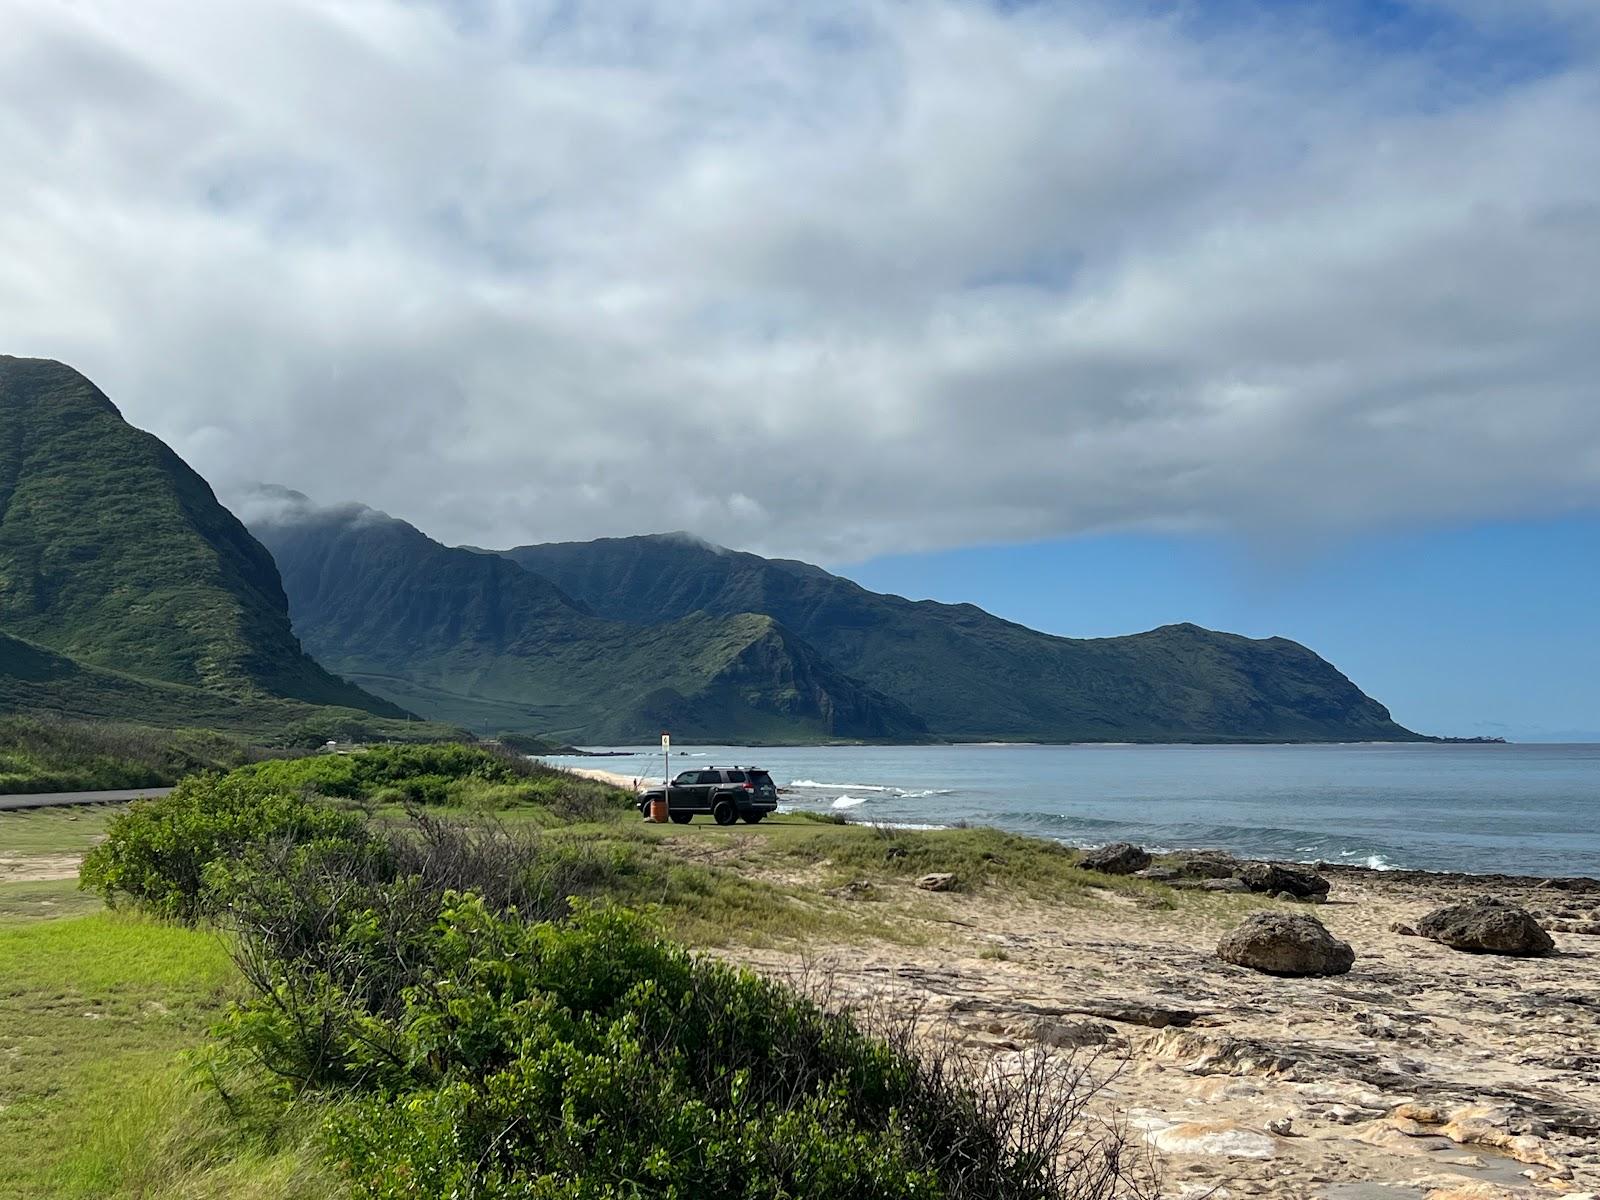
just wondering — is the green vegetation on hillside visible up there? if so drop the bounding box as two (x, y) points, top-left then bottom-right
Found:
(251, 494), (926, 742)
(0, 715), (264, 793)
(505, 533), (1423, 743)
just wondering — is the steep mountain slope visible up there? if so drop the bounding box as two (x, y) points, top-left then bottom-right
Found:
(0, 356), (401, 717)
(250, 496), (927, 742)
(502, 534), (1422, 743)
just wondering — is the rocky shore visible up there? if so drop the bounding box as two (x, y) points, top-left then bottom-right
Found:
(719, 846), (1600, 1200)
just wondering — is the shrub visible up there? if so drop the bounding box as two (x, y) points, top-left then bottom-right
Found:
(299, 901), (1151, 1199)
(213, 816), (679, 1091)
(79, 773), (370, 921)
(235, 743), (631, 815)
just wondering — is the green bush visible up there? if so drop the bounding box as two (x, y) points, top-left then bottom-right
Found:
(235, 743), (630, 815)
(298, 901), (1076, 1199)
(79, 773), (370, 921)
(237, 744), (516, 802)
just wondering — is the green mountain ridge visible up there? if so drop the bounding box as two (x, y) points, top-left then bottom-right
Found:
(500, 533), (1423, 744)
(249, 495), (928, 743)
(0, 355), (418, 737)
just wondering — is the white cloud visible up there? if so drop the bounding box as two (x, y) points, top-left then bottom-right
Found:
(0, 0), (1595, 562)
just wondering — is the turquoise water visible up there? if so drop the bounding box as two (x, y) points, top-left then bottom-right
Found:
(543, 742), (1600, 878)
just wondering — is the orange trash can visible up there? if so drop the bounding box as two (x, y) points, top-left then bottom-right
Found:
(648, 795), (669, 823)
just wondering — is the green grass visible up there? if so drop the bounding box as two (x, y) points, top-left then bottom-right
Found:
(0, 909), (334, 1199)
(0, 914), (235, 1197)
(48, 1065), (338, 1200)
(0, 878), (102, 924)
(0, 804), (122, 855)
(625, 817), (1176, 905)
(555, 825), (919, 947)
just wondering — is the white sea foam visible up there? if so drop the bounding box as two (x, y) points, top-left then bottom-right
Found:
(831, 795), (869, 809)
(1348, 852), (1397, 870)
(791, 779), (894, 792)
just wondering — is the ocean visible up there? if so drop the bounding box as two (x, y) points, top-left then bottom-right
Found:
(541, 741), (1600, 878)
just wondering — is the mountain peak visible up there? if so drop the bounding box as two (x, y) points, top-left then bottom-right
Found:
(0, 357), (406, 720)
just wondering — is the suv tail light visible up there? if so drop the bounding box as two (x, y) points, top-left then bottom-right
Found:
(742, 781), (754, 791)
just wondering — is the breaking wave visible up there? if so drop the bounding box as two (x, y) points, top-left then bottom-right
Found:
(789, 780), (954, 800)
(790, 780), (894, 792)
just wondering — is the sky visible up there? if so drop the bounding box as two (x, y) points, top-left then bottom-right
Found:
(0, 0), (1596, 738)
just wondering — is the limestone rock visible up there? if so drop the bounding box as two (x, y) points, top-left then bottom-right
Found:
(1031, 1018), (1113, 1048)
(1236, 861), (1331, 900)
(1172, 877), (1251, 893)
(1149, 1120), (1276, 1159)
(1417, 897), (1554, 957)
(1137, 866), (1178, 882)
(1166, 851), (1240, 880)
(1216, 912), (1355, 977)
(915, 872), (956, 892)
(1080, 842), (1151, 875)
(1424, 1184), (1521, 1200)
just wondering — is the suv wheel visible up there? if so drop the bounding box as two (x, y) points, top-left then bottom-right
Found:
(740, 811), (765, 824)
(669, 811), (692, 824)
(712, 798), (737, 826)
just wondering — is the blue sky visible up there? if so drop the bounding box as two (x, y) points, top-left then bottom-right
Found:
(846, 513), (1600, 741)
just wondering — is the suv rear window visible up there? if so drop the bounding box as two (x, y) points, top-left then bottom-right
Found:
(726, 770), (746, 782)
(748, 771), (774, 787)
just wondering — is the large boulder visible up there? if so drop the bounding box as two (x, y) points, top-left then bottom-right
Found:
(1080, 842), (1151, 875)
(1416, 898), (1554, 957)
(1237, 862), (1332, 901)
(1216, 912), (1355, 977)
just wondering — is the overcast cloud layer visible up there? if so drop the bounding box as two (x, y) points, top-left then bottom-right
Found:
(2, 0), (1597, 561)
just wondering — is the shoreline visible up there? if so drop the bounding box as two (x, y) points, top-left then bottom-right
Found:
(556, 765), (1600, 888)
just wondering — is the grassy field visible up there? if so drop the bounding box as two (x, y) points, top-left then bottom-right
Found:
(0, 873), (339, 1197)
(0, 804), (121, 855)
(0, 913), (275, 1198)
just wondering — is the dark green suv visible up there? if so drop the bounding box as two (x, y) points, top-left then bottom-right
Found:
(639, 767), (779, 825)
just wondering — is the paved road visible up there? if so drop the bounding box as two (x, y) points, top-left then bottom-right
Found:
(0, 787), (174, 812)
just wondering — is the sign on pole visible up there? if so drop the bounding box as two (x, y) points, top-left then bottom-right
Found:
(661, 732), (670, 790)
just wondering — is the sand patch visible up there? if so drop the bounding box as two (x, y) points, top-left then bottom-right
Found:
(0, 853), (82, 883)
